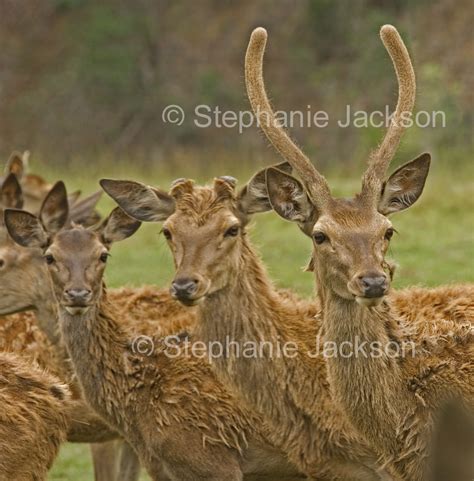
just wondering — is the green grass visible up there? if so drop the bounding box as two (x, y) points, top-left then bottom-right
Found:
(46, 157), (473, 479)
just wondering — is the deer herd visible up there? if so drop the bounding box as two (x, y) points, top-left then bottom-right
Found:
(0, 24), (472, 481)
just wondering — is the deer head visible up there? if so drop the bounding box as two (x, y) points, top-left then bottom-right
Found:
(0, 181), (104, 316)
(245, 26), (430, 307)
(100, 165), (290, 305)
(0, 151), (55, 213)
(4, 186), (140, 316)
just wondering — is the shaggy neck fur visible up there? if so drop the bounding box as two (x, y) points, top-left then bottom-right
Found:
(320, 285), (409, 447)
(197, 237), (384, 480)
(58, 287), (130, 433)
(316, 275), (435, 481)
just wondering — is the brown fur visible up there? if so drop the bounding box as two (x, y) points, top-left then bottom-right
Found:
(362, 25), (417, 199)
(429, 400), (474, 481)
(101, 175), (474, 481)
(0, 167), (130, 481)
(243, 24), (474, 481)
(1, 151), (51, 213)
(101, 180), (390, 480)
(0, 352), (70, 481)
(4, 202), (303, 480)
(389, 284), (474, 324)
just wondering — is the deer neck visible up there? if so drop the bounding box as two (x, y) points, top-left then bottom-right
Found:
(197, 238), (323, 427)
(319, 282), (411, 452)
(34, 293), (62, 346)
(199, 239), (290, 352)
(19, 261), (64, 347)
(58, 286), (129, 429)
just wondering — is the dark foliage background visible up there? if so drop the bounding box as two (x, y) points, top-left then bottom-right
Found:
(0, 0), (472, 168)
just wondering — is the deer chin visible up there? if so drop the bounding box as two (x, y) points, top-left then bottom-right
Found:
(64, 306), (91, 316)
(176, 296), (205, 307)
(355, 296), (384, 308)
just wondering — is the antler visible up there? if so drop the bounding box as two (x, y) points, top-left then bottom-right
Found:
(362, 25), (416, 201)
(245, 27), (332, 208)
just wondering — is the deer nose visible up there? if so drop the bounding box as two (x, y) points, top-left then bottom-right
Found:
(170, 278), (199, 300)
(0, 258), (5, 270)
(64, 289), (92, 304)
(359, 274), (388, 298)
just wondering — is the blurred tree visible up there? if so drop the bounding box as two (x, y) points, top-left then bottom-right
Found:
(0, 0), (471, 166)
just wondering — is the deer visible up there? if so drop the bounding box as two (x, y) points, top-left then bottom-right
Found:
(0, 169), (140, 481)
(1, 150), (102, 223)
(98, 29), (473, 481)
(0, 151), (50, 213)
(105, 171), (427, 479)
(239, 25), (473, 480)
(4, 187), (305, 481)
(98, 144), (474, 480)
(0, 351), (70, 481)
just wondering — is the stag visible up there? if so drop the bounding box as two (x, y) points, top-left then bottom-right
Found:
(244, 25), (474, 480)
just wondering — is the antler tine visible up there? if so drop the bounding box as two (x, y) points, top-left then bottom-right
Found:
(245, 27), (331, 207)
(362, 25), (416, 198)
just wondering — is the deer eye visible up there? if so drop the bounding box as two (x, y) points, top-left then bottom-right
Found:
(224, 225), (240, 237)
(100, 252), (110, 263)
(162, 228), (172, 240)
(313, 231), (327, 245)
(44, 254), (55, 265)
(385, 228), (394, 241)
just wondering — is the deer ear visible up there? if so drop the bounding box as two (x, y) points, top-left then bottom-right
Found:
(378, 153), (431, 215)
(40, 182), (69, 233)
(68, 190), (103, 227)
(4, 152), (25, 180)
(1, 173), (23, 209)
(266, 167), (315, 235)
(100, 207), (141, 245)
(4, 209), (48, 248)
(238, 162), (292, 216)
(100, 179), (175, 222)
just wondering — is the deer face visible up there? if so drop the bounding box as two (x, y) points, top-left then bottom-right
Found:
(100, 168), (279, 306)
(243, 26), (431, 308)
(43, 229), (108, 314)
(29, 214), (138, 316)
(308, 202), (392, 306)
(266, 154), (430, 307)
(163, 202), (243, 305)
(4, 183), (140, 316)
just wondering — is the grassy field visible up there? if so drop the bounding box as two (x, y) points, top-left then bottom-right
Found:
(43, 157), (473, 480)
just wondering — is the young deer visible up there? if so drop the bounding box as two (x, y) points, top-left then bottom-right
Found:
(4, 193), (303, 481)
(0, 352), (70, 481)
(0, 171), (139, 481)
(1, 150), (102, 223)
(0, 175), (271, 481)
(242, 25), (473, 480)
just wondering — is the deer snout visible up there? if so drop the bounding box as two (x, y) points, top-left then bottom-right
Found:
(170, 277), (199, 301)
(349, 271), (389, 307)
(359, 274), (388, 298)
(64, 288), (93, 306)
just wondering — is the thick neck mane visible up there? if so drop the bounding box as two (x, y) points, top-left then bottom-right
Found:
(316, 272), (474, 479)
(199, 236), (320, 366)
(195, 233), (381, 475)
(58, 288), (134, 429)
